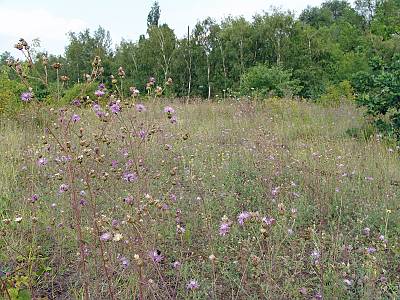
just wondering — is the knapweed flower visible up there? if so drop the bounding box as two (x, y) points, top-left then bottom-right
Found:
(72, 99), (81, 106)
(98, 83), (106, 90)
(95, 89), (105, 97)
(110, 102), (121, 114)
(149, 250), (164, 263)
(122, 172), (137, 182)
(378, 234), (388, 243)
(111, 160), (118, 168)
(163, 106), (175, 114)
(37, 157), (48, 166)
(100, 232), (112, 242)
(219, 221), (231, 236)
(135, 103), (146, 112)
(139, 130), (146, 140)
(186, 279), (199, 290)
(366, 247), (376, 254)
(123, 195), (134, 205)
(170, 115), (177, 124)
(119, 256), (130, 268)
(169, 193), (177, 202)
(311, 249), (320, 264)
(92, 103), (101, 111)
(172, 261), (181, 269)
(31, 194), (39, 203)
(59, 184), (69, 193)
(237, 211), (251, 226)
(71, 114), (80, 123)
(262, 216), (276, 226)
(20, 92), (33, 102)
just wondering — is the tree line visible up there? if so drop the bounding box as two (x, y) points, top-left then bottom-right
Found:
(1, 0), (399, 102)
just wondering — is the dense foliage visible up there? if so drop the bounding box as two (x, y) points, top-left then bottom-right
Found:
(1, 0), (399, 101)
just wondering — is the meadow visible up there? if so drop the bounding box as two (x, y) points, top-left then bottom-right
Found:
(0, 98), (399, 299)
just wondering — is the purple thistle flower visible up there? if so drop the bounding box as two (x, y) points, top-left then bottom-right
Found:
(163, 106), (175, 114)
(119, 256), (129, 268)
(59, 183), (69, 193)
(37, 157), (48, 166)
(31, 194), (39, 203)
(170, 115), (177, 124)
(139, 130), (146, 140)
(169, 193), (177, 202)
(186, 279), (199, 290)
(111, 160), (118, 168)
(123, 195), (134, 205)
(366, 247), (376, 254)
(122, 172), (137, 182)
(110, 102), (121, 114)
(95, 90), (105, 97)
(149, 250), (164, 263)
(98, 83), (106, 90)
(20, 92), (33, 102)
(219, 221), (231, 236)
(100, 232), (112, 242)
(262, 216), (276, 226)
(72, 99), (81, 106)
(237, 211), (251, 226)
(172, 261), (181, 269)
(71, 114), (80, 123)
(135, 103), (146, 112)
(92, 103), (101, 111)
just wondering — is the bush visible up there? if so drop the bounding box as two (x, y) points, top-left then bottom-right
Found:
(353, 54), (400, 139)
(240, 65), (302, 98)
(59, 81), (99, 106)
(0, 67), (25, 115)
(317, 80), (355, 107)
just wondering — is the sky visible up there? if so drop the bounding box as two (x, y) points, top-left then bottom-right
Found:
(0, 0), (351, 56)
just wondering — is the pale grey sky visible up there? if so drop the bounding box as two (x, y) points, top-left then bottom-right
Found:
(0, 0), (354, 55)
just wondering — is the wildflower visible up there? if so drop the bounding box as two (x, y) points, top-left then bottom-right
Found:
(100, 232), (112, 242)
(172, 261), (181, 269)
(37, 157), (48, 166)
(71, 114), (80, 123)
(72, 99), (81, 106)
(95, 90), (105, 97)
(20, 92), (33, 102)
(149, 250), (164, 263)
(271, 187), (280, 197)
(15, 216), (23, 223)
(155, 86), (162, 95)
(139, 130), (146, 140)
(113, 233), (123, 242)
(311, 249), (320, 264)
(130, 87), (140, 96)
(362, 227), (370, 236)
(169, 193), (177, 202)
(262, 216), (276, 226)
(122, 172), (137, 182)
(59, 184), (69, 193)
(123, 195), (134, 205)
(31, 194), (39, 203)
(119, 256), (129, 268)
(314, 292), (323, 299)
(343, 279), (352, 286)
(110, 102), (121, 114)
(163, 106), (175, 114)
(135, 103), (146, 112)
(237, 211), (251, 226)
(92, 103), (101, 111)
(366, 247), (376, 254)
(378, 234), (388, 243)
(186, 279), (199, 290)
(118, 66), (125, 77)
(111, 160), (118, 168)
(287, 228), (294, 235)
(98, 83), (105, 90)
(219, 221), (231, 236)
(170, 115), (177, 124)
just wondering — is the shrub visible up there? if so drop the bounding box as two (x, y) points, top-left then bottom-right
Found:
(353, 54), (400, 139)
(317, 80), (355, 107)
(240, 65), (302, 98)
(0, 67), (25, 115)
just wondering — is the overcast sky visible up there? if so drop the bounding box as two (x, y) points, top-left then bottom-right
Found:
(0, 0), (354, 56)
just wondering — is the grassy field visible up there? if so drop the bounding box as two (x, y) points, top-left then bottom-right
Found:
(0, 99), (399, 299)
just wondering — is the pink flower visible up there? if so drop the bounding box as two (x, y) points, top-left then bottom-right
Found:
(237, 211), (251, 225)
(100, 232), (112, 242)
(149, 250), (164, 263)
(219, 222), (231, 236)
(186, 279), (199, 290)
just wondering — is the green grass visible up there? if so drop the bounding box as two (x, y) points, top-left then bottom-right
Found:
(0, 99), (399, 299)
